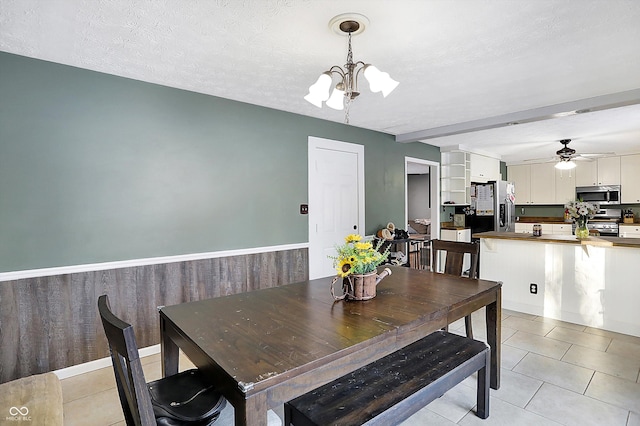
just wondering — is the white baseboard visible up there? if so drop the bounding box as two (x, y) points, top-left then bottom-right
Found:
(53, 344), (161, 380)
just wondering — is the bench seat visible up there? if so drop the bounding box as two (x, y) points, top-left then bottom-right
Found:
(284, 330), (490, 425)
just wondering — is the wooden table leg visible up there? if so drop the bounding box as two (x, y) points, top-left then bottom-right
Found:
(485, 288), (502, 390)
(235, 393), (269, 426)
(160, 313), (179, 377)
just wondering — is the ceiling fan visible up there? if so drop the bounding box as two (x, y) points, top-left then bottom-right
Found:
(525, 139), (613, 169)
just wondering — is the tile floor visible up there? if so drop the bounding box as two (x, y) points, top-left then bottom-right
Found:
(61, 309), (640, 425)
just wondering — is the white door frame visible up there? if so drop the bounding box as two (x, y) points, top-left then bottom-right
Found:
(405, 157), (440, 240)
(308, 136), (365, 279)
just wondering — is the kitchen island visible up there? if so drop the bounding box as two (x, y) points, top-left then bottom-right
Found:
(474, 231), (640, 338)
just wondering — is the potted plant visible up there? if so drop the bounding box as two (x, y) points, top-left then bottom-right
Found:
(330, 234), (392, 301)
(565, 200), (599, 239)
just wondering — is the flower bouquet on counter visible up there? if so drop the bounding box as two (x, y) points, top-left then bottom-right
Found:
(565, 200), (599, 239)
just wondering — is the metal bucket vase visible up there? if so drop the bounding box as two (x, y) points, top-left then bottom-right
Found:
(331, 268), (392, 301)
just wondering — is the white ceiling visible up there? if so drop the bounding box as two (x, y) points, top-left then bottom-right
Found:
(2, 0), (640, 165)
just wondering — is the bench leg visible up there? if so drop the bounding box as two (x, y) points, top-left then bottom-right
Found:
(476, 350), (491, 419)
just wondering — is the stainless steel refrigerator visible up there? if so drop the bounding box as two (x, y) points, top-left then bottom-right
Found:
(464, 181), (516, 235)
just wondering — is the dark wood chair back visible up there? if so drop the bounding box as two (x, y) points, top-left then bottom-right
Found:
(430, 239), (480, 338)
(431, 239), (479, 279)
(98, 295), (155, 426)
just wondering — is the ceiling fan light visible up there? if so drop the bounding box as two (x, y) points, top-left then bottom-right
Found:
(555, 160), (576, 170)
(304, 72), (332, 107)
(364, 65), (399, 97)
(325, 87), (345, 110)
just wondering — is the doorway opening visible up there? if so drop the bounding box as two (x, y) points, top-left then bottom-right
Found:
(405, 157), (440, 241)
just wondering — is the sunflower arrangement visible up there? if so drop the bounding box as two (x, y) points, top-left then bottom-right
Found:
(330, 234), (390, 278)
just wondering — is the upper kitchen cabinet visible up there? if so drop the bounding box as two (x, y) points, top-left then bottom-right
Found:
(470, 153), (500, 183)
(575, 157), (621, 186)
(530, 163), (556, 204)
(508, 164), (531, 204)
(555, 167), (576, 205)
(621, 154), (640, 203)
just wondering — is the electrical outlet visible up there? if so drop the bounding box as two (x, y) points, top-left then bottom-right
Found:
(530, 283), (538, 294)
(300, 204), (308, 215)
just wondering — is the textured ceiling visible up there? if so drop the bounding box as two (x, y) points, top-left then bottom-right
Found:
(1, 0), (640, 164)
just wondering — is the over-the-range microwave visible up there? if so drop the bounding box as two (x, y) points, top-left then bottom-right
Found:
(575, 185), (621, 205)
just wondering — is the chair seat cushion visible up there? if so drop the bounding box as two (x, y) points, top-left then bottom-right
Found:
(148, 369), (226, 424)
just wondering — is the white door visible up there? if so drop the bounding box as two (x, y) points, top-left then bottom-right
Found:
(309, 137), (364, 279)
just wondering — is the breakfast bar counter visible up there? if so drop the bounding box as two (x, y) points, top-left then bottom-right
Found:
(473, 231), (640, 249)
(473, 231), (640, 338)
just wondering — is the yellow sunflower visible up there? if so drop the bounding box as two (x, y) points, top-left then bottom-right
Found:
(355, 242), (372, 250)
(345, 234), (361, 243)
(337, 259), (352, 277)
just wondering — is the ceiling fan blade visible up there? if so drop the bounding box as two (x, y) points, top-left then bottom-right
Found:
(523, 157), (555, 163)
(578, 152), (615, 157)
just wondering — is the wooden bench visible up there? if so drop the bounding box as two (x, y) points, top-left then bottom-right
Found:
(284, 330), (490, 425)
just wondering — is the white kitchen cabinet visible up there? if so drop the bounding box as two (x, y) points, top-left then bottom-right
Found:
(619, 224), (640, 238)
(470, 153), (500, 183)
(552, 224), (573, 235)
(514, 222), (571, 235)
(441, 151), (470, 205)
(530, 163), (556, 204)
(441, 228), (471, 242)
(555, 167), (576, 205)
(508, 164), (531, 204)
(621, 154), (640, 203)
(575, 157), (620, 186)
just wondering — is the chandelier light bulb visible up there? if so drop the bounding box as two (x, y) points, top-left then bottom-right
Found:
(304, 72), (332, 108)
(326, 87), (345, 110)
(364, 65), (399, 97)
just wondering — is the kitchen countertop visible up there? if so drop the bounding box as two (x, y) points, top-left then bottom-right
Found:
(473, 231), (640, 248)
(516, 217), (568, 224)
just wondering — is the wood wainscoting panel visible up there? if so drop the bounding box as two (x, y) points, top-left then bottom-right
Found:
(0, 247), (308, 384)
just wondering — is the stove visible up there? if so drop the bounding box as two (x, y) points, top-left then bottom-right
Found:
(573, 208), (622, 236)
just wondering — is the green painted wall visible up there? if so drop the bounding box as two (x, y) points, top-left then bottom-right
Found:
(0, 52), (440, 272)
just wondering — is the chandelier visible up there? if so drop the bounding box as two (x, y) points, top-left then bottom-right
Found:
(304, 14), (399, 124)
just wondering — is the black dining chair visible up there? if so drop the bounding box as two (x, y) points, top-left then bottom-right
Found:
(98, 295), (226, 426)
(430, 239), (480, 339)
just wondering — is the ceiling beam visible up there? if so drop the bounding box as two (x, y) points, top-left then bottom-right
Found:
(395, 88), (640, 143)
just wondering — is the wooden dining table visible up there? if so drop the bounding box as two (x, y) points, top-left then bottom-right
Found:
(160, 266), (502, 426)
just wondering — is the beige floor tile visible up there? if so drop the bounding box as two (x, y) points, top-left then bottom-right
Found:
(504, 331), (571, 360)
(526, 382), (629, 426)
(585, 372), (640, 413)
(61, 366), (116, 403)
(401, 407), (458, 425)
(503, 316), (556, 336)
(501, 344), (529, 370)
(490, 368), (543, 408)
(63, 387), (124, 426)
(562, 344), (640, 382)
(584, 327), (640, 346)
(513, 353), (594, 394)
(458, 396), (563, 425)
(546, 326), (612, 351)
(607, 339), (640, 361)
(533, 316), (586, 332)
(503, 309), (537, 320)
